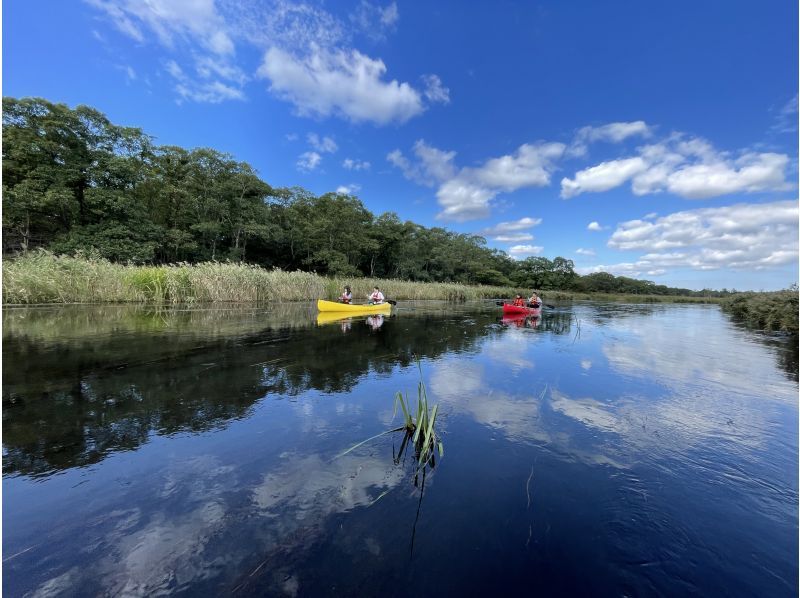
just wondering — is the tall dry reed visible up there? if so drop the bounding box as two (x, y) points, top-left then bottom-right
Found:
(3, 252), (518, 304)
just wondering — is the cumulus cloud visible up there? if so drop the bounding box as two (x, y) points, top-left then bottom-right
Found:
(561, 157), (647, 198)
(342, 158), (371, 171)
(587, 221), (605, 231)
(569, 120), (652, 156)
(386, 140), (457, 187)
(307, 133), (338, 153)
(562, 134), (792, 199)
(258, 46), (425, 124)
(88, 0), (446, 120)
(480, 217), (543, 235)
(494, 233), (534, 242)
(575, 248), (596, 256)
(336, 183), (361, 194)
(390, 140), (564, 221)
(478, 217), (542, 242)
(296, 151), (322, 172)
(579, 200), (798, 276)
(421, 74), (450, 104)
(508, 244), (544, 256)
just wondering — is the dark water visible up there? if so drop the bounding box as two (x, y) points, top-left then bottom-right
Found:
(3, 301), (798, 597)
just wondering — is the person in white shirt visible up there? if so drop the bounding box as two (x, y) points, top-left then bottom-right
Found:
(368, 286), (385, 304)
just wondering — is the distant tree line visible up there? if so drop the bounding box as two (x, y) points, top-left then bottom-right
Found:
(2, 97), (727, 296)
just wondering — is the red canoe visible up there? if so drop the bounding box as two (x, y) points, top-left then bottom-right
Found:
(502, 303), (542, 315)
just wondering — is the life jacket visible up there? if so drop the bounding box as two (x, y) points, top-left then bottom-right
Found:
(512, 297), (525, 306)
(371, 291), (383, 302)
(341, 292), (351, 303)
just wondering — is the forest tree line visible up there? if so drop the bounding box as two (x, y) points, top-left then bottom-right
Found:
(2, 97), (729, 296)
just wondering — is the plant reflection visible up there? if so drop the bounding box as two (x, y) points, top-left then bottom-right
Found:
(3, 305), (483, 477)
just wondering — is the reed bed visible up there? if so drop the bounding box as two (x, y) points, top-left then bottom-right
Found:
(3, 252), (732, 306)
(720, 289), (799, 333)
(2, 252), (518, 304)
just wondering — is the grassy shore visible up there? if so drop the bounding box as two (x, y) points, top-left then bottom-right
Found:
(1, 252), (728, 306)
(2, 252), (519, 304)
(720, 290), (799, 333)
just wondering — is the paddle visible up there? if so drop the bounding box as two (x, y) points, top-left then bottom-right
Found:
(387, 300), (397, 305)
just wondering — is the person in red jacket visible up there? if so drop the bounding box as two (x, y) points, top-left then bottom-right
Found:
(340, 285), (352, 304)
(512, 294), (525, 307)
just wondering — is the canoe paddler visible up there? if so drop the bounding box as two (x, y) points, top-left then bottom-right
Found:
(512, 294), (525, 307)
(528, 292), (541, 307)
(368, 286), (385, 305)
(340, 285), (352, 304)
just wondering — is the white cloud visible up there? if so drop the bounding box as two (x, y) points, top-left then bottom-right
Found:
(436, 179), (495, 221)
(583, 121), (652, 143)
(562, 134), (792, 199)
(296, 151), (322, 172)
(569, 120), (652, 156)
(480, 217), (543, 235)
(494, 233), (534, 242)
(390, 140), (564, 221)
(89, 0), (446, 119)
(258, 46), (425, 124)
(342, 158), (371, 171)
(386, 140), (456, 187)
(587, 221), (605, 231)
(575, 248), (596, 256)
(580, 200), (799, 276)
(561, 157), (647, 198)
(379, 2), (399, 26)
(336, 183), (361, 194)
(285, 132), (298, 141)
(117, 64), (137, 83)
(164, 59), (244, 103)
(508, 244), (544, 256)
(421, 74), (450, 104)
(771, 94), (798, 134)
(479, 217), (542, 241)
(307, 133), (338, 153)
(88, 0), (234, 54)
(350, 1), (399, 40)
(194, 54), (248, 86)
(90, 1), (248, 103)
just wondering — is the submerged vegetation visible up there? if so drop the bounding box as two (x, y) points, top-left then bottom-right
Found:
(720, 288), (799, 333)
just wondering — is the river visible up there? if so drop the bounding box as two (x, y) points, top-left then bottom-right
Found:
(3, 301), (797, 596)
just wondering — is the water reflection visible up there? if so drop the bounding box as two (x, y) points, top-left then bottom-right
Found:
(3, 304), (494, 477)
(4, 302), (798, 597)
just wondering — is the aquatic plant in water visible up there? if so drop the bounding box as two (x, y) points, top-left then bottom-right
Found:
(338, 363), (443, 480)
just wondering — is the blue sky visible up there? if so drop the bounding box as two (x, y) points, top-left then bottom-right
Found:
(4, 0), (798, 290)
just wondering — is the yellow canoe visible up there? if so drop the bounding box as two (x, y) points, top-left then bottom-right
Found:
(316, 299), (392, 314)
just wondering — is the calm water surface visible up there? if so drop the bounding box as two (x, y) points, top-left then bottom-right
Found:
(3, 301), (798, 596)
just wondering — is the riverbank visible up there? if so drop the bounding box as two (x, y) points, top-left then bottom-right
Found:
(1, 252), (727, 306)
(720, 290), (799, 333)
(2, 252), (517, 304)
